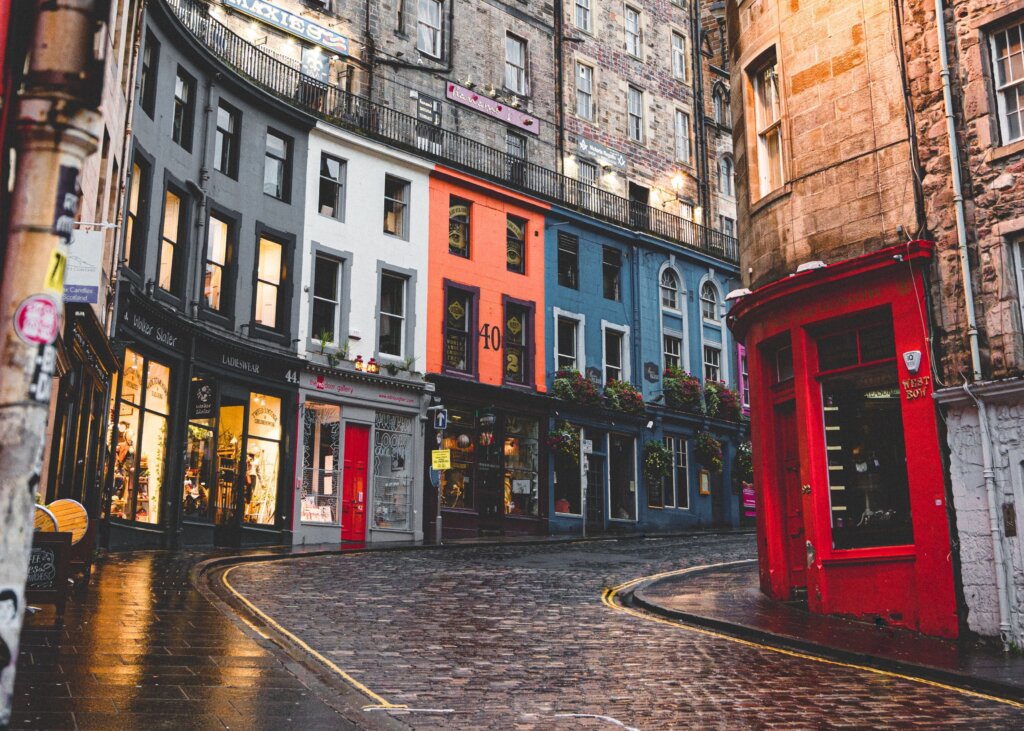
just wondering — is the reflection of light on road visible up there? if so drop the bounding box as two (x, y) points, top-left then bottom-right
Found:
(365, 706), (455, 714)
(555, 712), (640, 730)
(602, 561), (1024, 711)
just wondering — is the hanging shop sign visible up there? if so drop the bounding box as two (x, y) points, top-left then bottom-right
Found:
(577, 136), (627, 171)
(64, 229), (105, 304)
(223, 0), (350, 56)
(189, 378), (216, 420)
(445, 82), (539, 135)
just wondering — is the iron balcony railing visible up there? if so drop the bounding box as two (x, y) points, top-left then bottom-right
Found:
(165, 0), (739, 264)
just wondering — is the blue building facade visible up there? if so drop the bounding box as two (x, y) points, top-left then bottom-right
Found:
(544, 206), (744, 535)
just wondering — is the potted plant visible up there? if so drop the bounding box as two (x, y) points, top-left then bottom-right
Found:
(604, 378), (645, 415)
(662, 366), (702, 413)
(695, 430), (724, 473)
(546, 420), (580, 463)
(643, 440), (673, 482)
(552, 368), (602, 406)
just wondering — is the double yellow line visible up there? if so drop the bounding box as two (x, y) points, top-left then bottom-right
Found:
(221, 564), (407, 712)
(602, 561), (1024, 711)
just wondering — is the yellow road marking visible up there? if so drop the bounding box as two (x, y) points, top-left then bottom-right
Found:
(601, 562), (1024, 710)
(221, 564), (406, 711)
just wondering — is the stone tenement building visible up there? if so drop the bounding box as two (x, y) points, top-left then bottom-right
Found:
(726, 0), (1024, 646)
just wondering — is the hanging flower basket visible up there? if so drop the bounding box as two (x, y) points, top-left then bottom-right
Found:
(546, 420), (580, 463)
(604, 379), (646, 415)
(643, 440), (673, 482)
(735, 440), (753, 486)
(695, 431), (724, 474)
(704, 381), (742, 421)
(552, 368), (602, 406)
(662, 366), (702, 413)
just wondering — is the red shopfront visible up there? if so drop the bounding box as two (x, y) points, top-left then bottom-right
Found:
(727, 242), (957, 638)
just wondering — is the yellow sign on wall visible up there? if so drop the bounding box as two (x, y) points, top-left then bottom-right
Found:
(431, 449), (451, 470)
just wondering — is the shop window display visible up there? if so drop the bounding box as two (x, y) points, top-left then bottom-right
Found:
(301, 402), (341, 524)
(372, 411), (414, 529)
(183, 419), (214, 519)
(245, 393), (281, 525)
(109, 349), (170, 524)
(608, 433), (636, 520)
(503, 416), (538, 516)
(553, 451), (581, 515)
(441, 408), (474, 509)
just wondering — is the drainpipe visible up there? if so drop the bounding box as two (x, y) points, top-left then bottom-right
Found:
(554, 0), (565, 173)
(189, 75), (214, 320)
(935, 0), (1014, 648)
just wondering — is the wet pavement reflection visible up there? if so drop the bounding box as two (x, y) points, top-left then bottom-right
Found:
(12, 551), (360, 730)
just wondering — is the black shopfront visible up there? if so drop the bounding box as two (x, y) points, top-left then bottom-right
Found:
(427, 376), (549, 539)
(105, 290), (300, 549)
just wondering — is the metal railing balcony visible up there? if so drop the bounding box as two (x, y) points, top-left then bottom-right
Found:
(165, 0), (739, 264)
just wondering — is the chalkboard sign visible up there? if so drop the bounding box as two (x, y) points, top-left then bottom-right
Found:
(26, 532), (71, 620)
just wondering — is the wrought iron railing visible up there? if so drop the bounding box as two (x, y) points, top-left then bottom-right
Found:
(165, 0), (739, 264)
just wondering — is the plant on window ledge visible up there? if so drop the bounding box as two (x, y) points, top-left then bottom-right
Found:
(546, 420), (580, 463)
(695, 430), (724, 474)
(662, 366), (702, 413)
(643, 440), (673, 482)
(734, 440), (753, 488)
(604, 378), (645, 415)
(704, 381), (742, 421)
(552, 368), (602, 406)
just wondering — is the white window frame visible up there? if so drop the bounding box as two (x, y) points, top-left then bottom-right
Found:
(740, 348), (750, 408)
(505, 33), (528, 96)
(574, 0), (592, 32)
(658, 261), (690, 373)
(990, 20), (1024, 144)
(601, 320), (631, 384)
(378, 271), (408, 359)
(671, 32), (687, 81)
(663, 435), (690, 510)
(625, 6), (642, 58)
(318, 152), (347, 221)
(417, 0), (443, 58)
(675, 110), (691, 163)
(660, 267), (680, 310)
(627, 86), (644, 142)
(663, 333), (682, 371)
(383, 175), (410, 240)
(576, 62), (594, 120)
(752, 55), (785, 196)
(310, 253), (343, 346)
(553, 308), (586, 372)
(700, 279), (720, 322)
(703, 344), (721, 383)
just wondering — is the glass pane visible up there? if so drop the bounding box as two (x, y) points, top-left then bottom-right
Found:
(859, 322), (895, 362)
(319, 178), (339, 217)
(381, 274), (404, 316)
(146, 360), (171, 415)
(818, 331), (859, 371)
(255, 281), (278, 328)
(135, 412), (166, 524)
(207, 216), (228, 266)
(380, 314), (402, 356)
(441, 409), (474, 509)
(264, 157), (282, 197)
(301, 402), (340, 524)
(162, 191), (180, 242)
(314, 257), (338, 300)
(184, 423), (214, 520)
(822, 365), (913, 549)
(372, 411), (414, 529)
(110, 404), (139, 520)
(243, 437), (279, 525)
(215, 403), (245, 526)
(258, 238), (282, 285)
(312, 299), (336, 341)
(503, 416), (538, 516)
(121, 348), (144, 405)
(248, 393), (282, 440)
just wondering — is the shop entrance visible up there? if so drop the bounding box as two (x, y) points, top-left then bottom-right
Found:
(775, 400), (806, 595)
(342, 423), (369, 542)
(585, 455), (605, 532)
(213, 396), (246, 547)
(477, 466), (503, 534)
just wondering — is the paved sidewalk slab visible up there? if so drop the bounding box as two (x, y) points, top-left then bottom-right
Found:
(632, 561), (1024, 702)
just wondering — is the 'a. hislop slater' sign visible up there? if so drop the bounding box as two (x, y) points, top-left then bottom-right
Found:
(224, 0), (349, 56)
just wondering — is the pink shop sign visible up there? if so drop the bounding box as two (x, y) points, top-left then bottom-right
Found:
(445, 83), (539, 135)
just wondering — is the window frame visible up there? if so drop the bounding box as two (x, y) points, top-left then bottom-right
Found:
(140, 31), (159, 118)
(157, 183), (188, 298)
(576, 61), (594, 120)
(718, 156), (735, 196)
(502, 296), (535, 388)
(703, 344), (722, 383)
(663, 333), (682, 371)
(263, 129), (293, 202)
(989, 19), (1024, 145)
(557, 232), (579, 290)
(417, 0), (444, 58)
(250, 225), (295, 341)
(625, 5), (642, 59)
(318, 152), (347, 221)
(660, 268), (681, 310)
(671, 31), (687, 82)
(506, 214), (527, 274)
(123, 152), (151, 276)
(505, 32), (529, 96)
(442, 280), (479, 377)
(553, 308), (585, 372)
(448, 196), (471, 258)
(701, 280), (720, 321)
(253, 232), (286, 333)
(214, 101), (240, 179)
(601, 321), (631, 384)
(602, 246), (622, 301)
(627, 86), (644, 142)
(202, 208), (236, 317)
(663, 435), (690, 510)
(383, 175), (411, 240)
(310, 253), (344, 348)
(674, 109), (691, 163)
(751, 53), (785, 196)
(574, 0), (592, 32)
(172, 66), (196, 152)
(378, 269), (410, 360)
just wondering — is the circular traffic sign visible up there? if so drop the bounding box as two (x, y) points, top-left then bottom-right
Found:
(14, 294), (61, 345)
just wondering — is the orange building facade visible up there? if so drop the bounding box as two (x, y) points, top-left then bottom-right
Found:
(425, 167), (552, 539)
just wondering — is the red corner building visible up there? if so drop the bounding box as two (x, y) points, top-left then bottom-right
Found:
(728, 243), (957, 638)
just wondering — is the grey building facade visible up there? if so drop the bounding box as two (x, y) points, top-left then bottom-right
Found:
(106, 0), (314, 548)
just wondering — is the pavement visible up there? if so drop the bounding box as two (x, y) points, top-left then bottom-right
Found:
(9, 532), (1024, 729)
(630, 560), (1024, 703)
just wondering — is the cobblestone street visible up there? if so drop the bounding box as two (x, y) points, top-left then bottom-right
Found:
(228, 534), (1024, 729)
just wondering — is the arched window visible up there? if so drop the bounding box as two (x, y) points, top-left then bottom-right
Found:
(660, 268), (680, 310)
(701, 281), (719, 321)
(713, 89), (724, 124)
(713, 85), (732, 127)
(718, 157), (734, 196)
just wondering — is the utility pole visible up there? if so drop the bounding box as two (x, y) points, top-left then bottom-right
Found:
(0, 2), (108, 725)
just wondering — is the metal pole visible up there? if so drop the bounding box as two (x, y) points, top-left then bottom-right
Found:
(580, 428), (587, 539)
(0, 2), (106, 725)
(436, 426), (443, 546)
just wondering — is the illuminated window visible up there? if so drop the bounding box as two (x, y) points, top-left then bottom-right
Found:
(254, 236), (283, 329)
(158, 189), (184, 295)
(203, 214), (230, 312)
(123, 158), (148, 273)
(504, 302), (531, 385)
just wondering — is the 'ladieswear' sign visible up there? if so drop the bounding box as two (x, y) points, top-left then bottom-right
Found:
(224, 0), (350, 56)
(446, 82), (539, 135)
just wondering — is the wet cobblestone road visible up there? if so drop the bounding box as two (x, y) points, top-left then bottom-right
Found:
(229, 534), (1024, 729)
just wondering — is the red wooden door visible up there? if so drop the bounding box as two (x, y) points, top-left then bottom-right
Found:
(342, 423), (370, 542)
(775, 401), (806, 592)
